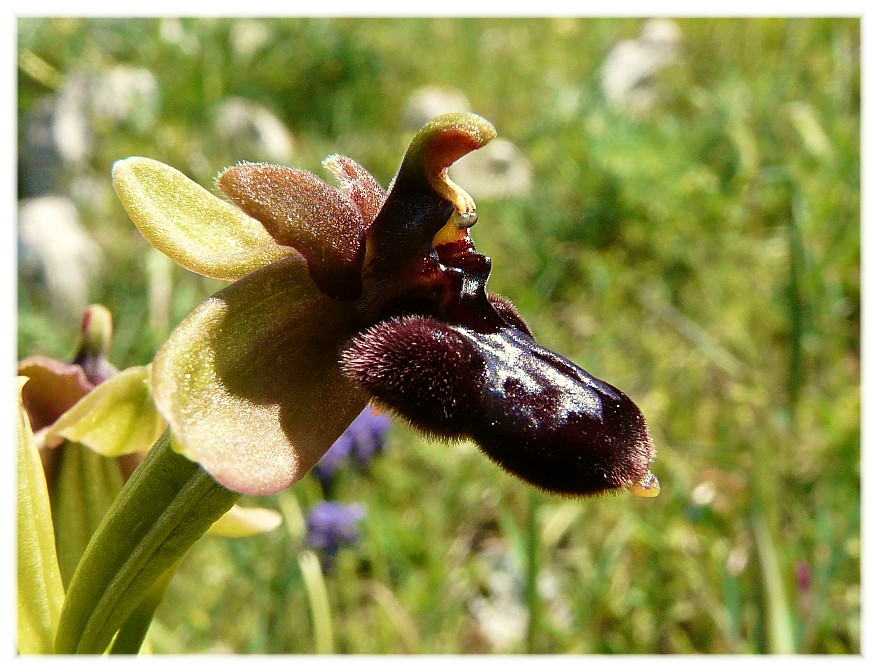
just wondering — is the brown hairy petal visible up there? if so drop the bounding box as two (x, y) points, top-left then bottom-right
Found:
(217, 164), (366, 300)
(322, 154), (387, 227)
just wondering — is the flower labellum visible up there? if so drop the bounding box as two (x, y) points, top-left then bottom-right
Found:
(114, 112), (658, 498)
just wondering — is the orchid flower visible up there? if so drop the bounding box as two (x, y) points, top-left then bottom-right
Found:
(113, 112), (659, 499)
(53, 113), (658, 655)
(19, 305), (152, 459)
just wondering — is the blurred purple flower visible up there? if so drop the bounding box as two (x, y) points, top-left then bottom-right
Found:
(306, 501), (366, 556)
(312, 406), (391, 488)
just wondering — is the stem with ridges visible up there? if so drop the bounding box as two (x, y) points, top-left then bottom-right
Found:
(54, 429), (240, 654)
(109, 562), (179, 654)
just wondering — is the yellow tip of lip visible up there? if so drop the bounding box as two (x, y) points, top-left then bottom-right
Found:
(627, 471), (661, 498)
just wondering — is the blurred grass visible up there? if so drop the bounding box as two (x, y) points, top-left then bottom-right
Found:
(16, 17), (860, 654)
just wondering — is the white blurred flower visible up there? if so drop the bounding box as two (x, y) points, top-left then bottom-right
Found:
(727, 543), (750, 576)
(230, 20), (271, 58)
(19, 66), (160, 197)
(158, 18), (199, 54)
(90, 66), (160, 132)
(52, 72), (93, 165)
(600, 18), (683, 116)
(469, 593), (528, 652)
(18, 196), (103, 319)
(537, 570), (573, 631)
(212, 97), (296, 164)
(467, 545), (527, 652)
(401, 86), (471, 132)
(450, 137), (532, 199)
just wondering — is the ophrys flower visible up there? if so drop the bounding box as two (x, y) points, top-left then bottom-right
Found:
(114, 113), (658, 498)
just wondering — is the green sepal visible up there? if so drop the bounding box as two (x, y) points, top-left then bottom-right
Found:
(17, 377), (65, 654)
(45, 365), (166, 458)
(151, 255), (367, 495)
(113, 157), (289, 281)
(54, 429), (240, 654)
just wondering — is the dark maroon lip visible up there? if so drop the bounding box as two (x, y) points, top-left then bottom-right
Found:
(342, 208), (655, 497)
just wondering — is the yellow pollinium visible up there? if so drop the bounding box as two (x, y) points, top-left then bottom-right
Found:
(626, 471), (661, 498)
(432, 207), (479, 247)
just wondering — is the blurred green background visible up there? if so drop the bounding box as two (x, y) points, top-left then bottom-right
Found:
(17, 17), (860, 654)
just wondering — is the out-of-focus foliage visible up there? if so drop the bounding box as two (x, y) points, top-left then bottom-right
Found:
(17, 17), (859, 653)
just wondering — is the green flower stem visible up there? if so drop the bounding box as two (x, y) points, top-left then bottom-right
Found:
(54, 429), (240, 654)
(108, 562), (179, 654)
(299, 550), (334, 654)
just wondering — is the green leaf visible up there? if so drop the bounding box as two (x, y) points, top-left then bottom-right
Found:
(51, 442), (125, 587)
(299, 550), (334, 654)
(113, 157), (290, 281)
(17, 377), (65, 654)
(45, 365), (166, 457)
(753, 512), (797, 653)
(152, 255), (367, 495)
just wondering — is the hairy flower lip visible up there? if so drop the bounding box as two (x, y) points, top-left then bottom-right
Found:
(342, 314), (656, 497)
